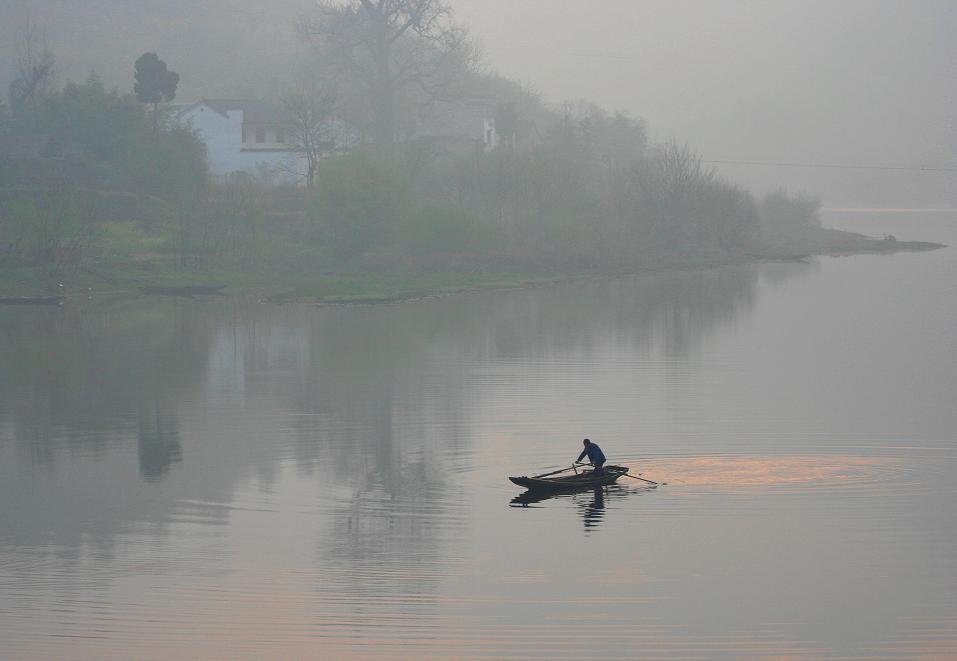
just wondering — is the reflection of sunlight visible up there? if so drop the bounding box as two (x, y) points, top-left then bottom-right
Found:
(637, 455), (895, 491)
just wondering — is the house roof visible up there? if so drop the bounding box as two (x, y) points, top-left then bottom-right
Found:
(180, 99), (281, 125)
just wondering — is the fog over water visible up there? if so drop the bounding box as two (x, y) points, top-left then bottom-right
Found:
(1, 1), (956, 658)
(1, 212), (956, 658)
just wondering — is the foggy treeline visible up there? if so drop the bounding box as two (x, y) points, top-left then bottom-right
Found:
(0, 0), (823, 280)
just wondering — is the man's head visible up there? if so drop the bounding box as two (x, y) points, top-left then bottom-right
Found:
(583, 438), (591, 447)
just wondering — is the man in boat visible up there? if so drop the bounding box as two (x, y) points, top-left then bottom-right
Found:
(576, 438), (606, 475)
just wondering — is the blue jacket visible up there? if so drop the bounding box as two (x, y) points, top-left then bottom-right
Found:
(577, 443), (606, 465)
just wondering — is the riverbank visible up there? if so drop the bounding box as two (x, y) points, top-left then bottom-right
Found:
(0, 227), (945, 304)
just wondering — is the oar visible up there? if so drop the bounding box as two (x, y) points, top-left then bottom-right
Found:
(533, 462), (594, 478)
(623, 472), (659, 486)
(531, 465), (579, 479)
(577, 462), (659, 485)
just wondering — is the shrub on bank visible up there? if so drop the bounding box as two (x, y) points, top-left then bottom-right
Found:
(311, 151), (413, 259)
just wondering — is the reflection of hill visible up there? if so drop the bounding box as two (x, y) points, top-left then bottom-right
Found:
(138, 408), (182, 482)
(0, 263), (808, 558)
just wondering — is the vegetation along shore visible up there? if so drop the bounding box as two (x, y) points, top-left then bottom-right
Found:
(0, 4), (944, 304)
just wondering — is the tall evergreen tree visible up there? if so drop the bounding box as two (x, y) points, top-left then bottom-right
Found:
(134, 53), (179, 134)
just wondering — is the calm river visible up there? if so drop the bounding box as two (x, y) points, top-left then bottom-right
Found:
(1, 212), (955, 659)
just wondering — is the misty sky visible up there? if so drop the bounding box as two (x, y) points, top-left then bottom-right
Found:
(453, 0), (957, 205)
(2, 0), (955, 206)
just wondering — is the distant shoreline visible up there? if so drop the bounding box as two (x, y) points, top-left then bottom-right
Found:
(0, 228), (945, 306)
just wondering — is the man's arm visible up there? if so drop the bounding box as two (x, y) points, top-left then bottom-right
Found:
(576, 449), (588, 463)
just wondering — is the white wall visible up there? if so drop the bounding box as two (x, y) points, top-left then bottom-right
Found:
(179, 104), (305, 185)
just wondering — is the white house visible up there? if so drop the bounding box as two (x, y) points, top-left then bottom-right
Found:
(174, 96), (524, 184)
(414, 96), (502, 150)
(175, 99), (305, 184)
(412, 96), (534, 152)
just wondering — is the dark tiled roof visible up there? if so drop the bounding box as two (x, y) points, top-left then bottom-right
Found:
(195, 99), (280, 125)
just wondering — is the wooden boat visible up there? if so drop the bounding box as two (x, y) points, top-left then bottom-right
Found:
(509, 465), (629, 491)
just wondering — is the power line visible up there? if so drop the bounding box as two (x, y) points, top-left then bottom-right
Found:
(703, 159), (957, 173)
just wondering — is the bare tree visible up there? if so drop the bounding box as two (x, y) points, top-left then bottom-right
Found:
(656, 139), (713, 202)
(281, 83), (337, 188)
(299, 0), (473, 150)
(9, 20), (56, 123)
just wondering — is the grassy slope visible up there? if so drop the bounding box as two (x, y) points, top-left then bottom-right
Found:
(0, 259), (572, 302)
(0, 226), (945, 302)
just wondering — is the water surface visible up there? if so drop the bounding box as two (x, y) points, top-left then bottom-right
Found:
(1, 211), (955, 659)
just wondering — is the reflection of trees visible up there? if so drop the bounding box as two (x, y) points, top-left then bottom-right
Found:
(249, 268), (777, 607)
(306, 265), (770, 369)
(0, 262), (818, 657)
(285, 307), (469, 610)
(0, 299), (223, 550)
(0, 299), (212, 465)
(759, 260), (820, 288)
(137, 405), (182, 481)
(313, 466), (457, 621)
(0, 262), (808, 560)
